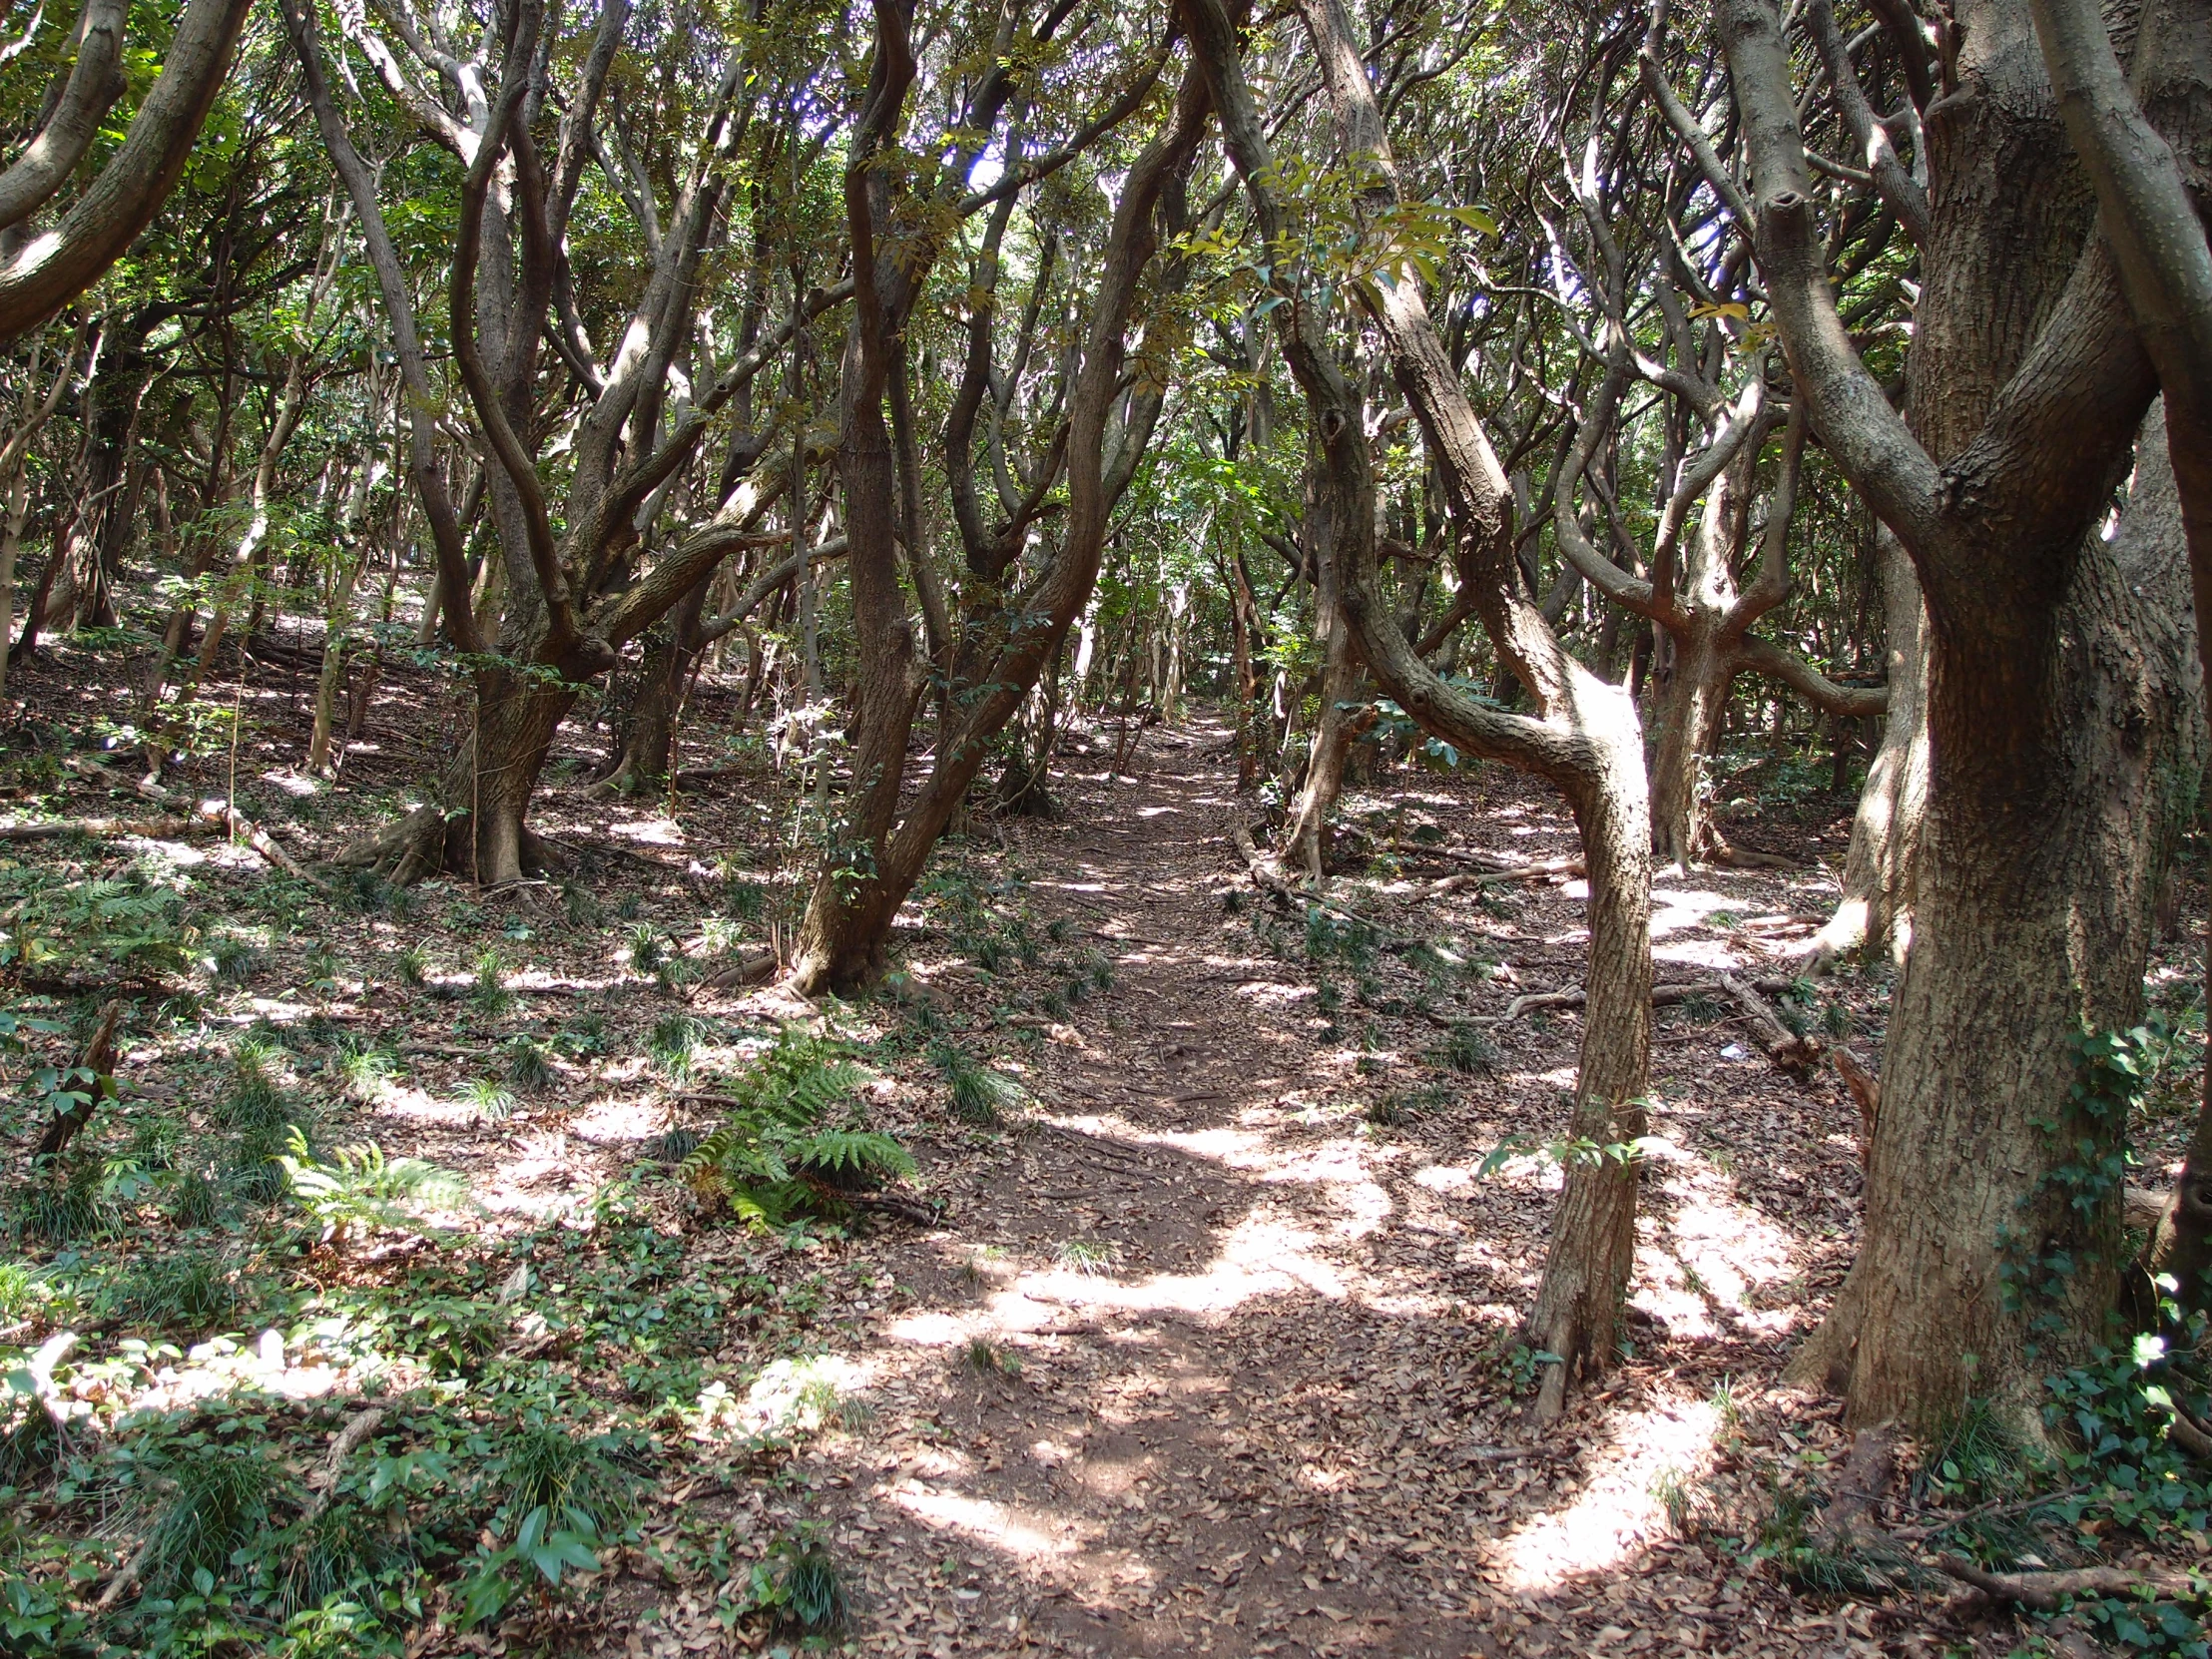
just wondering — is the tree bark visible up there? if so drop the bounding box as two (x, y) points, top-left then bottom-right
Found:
(0, 0), (254, 343)
(1720, 0), (2209, 1429)
(1804, 528), (1929, 968)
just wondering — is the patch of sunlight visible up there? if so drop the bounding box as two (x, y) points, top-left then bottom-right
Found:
(1642, 1167), (1802, 1340)
(1135, 805), (1181, 818)
(691, 1353), (878, 1440)
(259, 770), (321, 797)
(1491, 1393), (1720, 1592)
(1649, 885), (1744, 940)
(565, 1098), (666, 1145)
(887, 1485), (1077, 1559)
(609, 817), (686, 845)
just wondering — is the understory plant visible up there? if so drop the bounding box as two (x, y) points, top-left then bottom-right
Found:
(679, 1027), (913, 1227)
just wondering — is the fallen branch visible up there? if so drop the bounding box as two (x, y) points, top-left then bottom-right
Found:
(127, 774), (317, 882)
(0, 816), (202, 841)
(1719, 971), (1821, 1071)
(299, 1406), (385, 1526)
(695, 947), (778, 994)
(1416, 858), (1585, 900)
(845, 1189), (945, 1227)
(2170, 1402), (2212, 1460)
(1936, 1555), (2204, 1612)
(1488, 975), (1794, 1023)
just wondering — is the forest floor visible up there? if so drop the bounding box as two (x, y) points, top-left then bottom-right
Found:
(0, 634), (2205, 1658)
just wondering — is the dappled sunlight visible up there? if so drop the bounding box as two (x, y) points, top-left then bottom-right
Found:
(886, 1484), (1083, 1560)
(1489, 1391), (1721, 1592)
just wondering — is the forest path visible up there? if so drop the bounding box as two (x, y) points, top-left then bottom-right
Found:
(787, 717), (1736, 1659)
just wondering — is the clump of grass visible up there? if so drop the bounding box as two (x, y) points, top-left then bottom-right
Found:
(1433, 1021), (1497, 1076)
(461, 1077), (517, 1121)
(111, 1251), (236, 1335)
(146, 1449), (276, 1595)
(1822, 998), (1854, 1038)
(656, 954), (699, 995)
(1055, 1239), (1116, 1277)
(505, 1035), (555, 1092)
(217, 1041), (292, 1131)
(207, 935), (262, 986)
(648, 1013), (706, 1082)
(335, 1036), (396, 1101)
(165, 1169), (221, 1228)
(13, 1158), (114, 1241)
(931, 1043), (1025, 1125)
(393, 943), (429, 987)
(471, 948), (514, 1016)
(1680, 991), (1724, 1025)
(626, 922), (664, 972)
(304, 944), (341, 988)
(769, 1531), (848, 1634)
(1366, 1083), (1449, 1128)
(501, 1422), (636, 1536)
(963, 1336), (1021, 1378)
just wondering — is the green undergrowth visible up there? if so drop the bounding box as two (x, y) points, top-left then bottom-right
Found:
(0, 1186), (884, 1657)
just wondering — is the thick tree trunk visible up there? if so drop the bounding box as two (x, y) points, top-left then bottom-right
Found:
(1787, 422), (2203, 1429)
(1805, 529), (1929, 967)
(335, 662), (578, 886)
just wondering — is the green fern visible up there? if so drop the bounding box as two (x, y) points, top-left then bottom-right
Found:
(276, 1127), (474, 1246)
(677, 1028), (911, 1225)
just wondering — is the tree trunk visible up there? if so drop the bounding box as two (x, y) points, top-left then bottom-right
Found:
(1786, 419), (2203, 1428)
(597, 571), (710, 794)
(1804, 528), (1929, 968)
(1646, 617), (1733, 870)
(1527, 732), (1654, 1419)
(1280, 475), (1367, 880)
(335, 662), (579, 886)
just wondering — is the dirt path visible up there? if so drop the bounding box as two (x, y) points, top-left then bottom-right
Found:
(783, 718), (1797, 1659)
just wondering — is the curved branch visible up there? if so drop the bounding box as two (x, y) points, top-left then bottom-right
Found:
(0, 0), (253, 343)
(0, 0), (126, 235)
(448, 2), (583, 655)
(1736, 633), (1888, 716)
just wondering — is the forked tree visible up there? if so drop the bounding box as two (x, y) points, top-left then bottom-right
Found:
(1711, 0), (2206, 1430)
